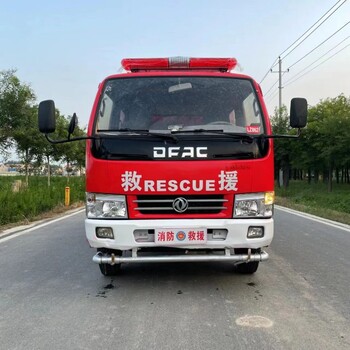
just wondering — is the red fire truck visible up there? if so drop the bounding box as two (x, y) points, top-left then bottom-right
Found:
(38, 57), (307, 275)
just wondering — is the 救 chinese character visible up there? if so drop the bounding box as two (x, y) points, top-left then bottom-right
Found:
(188, 231), (196, 241)
(121, 171), (142, 191)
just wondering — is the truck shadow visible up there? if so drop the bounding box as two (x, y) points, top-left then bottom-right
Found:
(93, 261), (266, 298)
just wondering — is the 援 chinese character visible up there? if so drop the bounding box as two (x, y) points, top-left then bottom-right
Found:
(218, 170), (238, 191)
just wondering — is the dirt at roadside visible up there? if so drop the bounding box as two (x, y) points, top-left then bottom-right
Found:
(0, 202), (84, 234)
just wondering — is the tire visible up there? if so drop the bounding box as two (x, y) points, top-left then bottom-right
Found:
(234, 248), (259, 274)
(235, 261), (259, 274)
(97, 249), (122, 276)
(99, 263), (121, 276)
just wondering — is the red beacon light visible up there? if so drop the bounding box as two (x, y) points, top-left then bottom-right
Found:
(121, 57), (237, 72)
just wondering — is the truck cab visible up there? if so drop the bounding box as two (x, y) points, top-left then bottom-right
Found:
(38, 57), (307, 275)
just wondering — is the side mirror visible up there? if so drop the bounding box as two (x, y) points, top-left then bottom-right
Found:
(290, 98), (307, 128)
(68, 113), (78, 135)
(38, 100), (56, 133)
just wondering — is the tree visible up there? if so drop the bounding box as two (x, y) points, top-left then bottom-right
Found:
(0, 69), (35, 154)
(56, 115), (86, 178)
(307, 95), (350, 191)
(12, 105), (41, 184)
(270, 94), (350, 191)
(33, 110), (75, 186)
(270, 105), (294, 188)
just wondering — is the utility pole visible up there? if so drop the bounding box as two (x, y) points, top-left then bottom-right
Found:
(271, 56), (290, 188)
(271, 56), (289, 117)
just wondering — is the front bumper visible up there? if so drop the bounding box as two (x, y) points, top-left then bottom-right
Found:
(85, 218), (274, 251)
(92, 248), (269, 265)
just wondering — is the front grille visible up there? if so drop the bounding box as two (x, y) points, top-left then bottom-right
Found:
(134, 195), (228, 214)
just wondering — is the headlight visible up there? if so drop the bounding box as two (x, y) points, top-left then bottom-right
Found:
(86, 193), (128, 219)
(234, 192), (274, 218)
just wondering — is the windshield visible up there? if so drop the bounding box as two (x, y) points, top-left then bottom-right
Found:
(95, 76), (264, 134)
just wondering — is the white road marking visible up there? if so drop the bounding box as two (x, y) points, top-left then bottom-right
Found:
(275, 205), (350, 232)
(0, 209), (84, 244)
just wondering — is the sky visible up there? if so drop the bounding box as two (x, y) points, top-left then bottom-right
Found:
(1, 0), (349, 130)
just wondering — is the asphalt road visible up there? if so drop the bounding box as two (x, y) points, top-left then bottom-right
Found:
(0, 207), (349, 350)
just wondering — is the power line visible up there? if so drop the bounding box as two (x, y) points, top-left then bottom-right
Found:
(287, 20), (350, 70)
(263, 78), (279, 97)
(264, 70), (288, 98)
(259, 58), (279, 84)
(259, 0), (347, 83)
(279, 0), (347, 61)
(265, 90), (279, 105)
(284, 43), (350, 88)
(284, 35), (350, 85)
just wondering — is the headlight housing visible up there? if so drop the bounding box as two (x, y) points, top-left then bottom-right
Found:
(234, 192), (274, 218)
(86, 193), (128, 219)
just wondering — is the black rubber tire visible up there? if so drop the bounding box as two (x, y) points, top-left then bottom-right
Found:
(99, 263), (121, 276)
(235, 261), (259, 274)
(97, 249), (122, 276)
(234, 248), (260, 274)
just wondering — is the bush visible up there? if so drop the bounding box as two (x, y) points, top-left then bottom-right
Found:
(0, 176), (85, 226)
(275, 180), (350, 225)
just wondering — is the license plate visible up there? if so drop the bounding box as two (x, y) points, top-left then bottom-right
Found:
(155, 228), (207, 245)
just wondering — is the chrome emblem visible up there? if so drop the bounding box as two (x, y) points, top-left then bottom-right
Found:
(172, 197), (189, 213)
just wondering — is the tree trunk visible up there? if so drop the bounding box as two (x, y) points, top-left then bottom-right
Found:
(275, 160), (281, 185)
(25, 149), (29, 186)
(335, 168), (339, 184)
(67, 160), (70, 184)
(47, 155), (51, 187)
(328, 161), (333, 193)
(308, 169), (311, 184)
(322, 169), (328, 184)
(283, 163), (290, 189)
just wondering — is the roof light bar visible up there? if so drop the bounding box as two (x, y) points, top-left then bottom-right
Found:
(189, 58), (237, 71)
(121, 58), (168, 71)
(121, 57), (237, 72)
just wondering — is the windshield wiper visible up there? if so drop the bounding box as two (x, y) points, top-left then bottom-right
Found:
(213, 152), (256, 159)
(97, 129), (178, 142)
(105, 153), (152, 160)
(171, 129), (254, 141)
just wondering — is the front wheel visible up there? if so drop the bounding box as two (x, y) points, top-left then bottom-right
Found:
(234, 248), (260, 274)
(235, 261), (259, 274)
(97, 249), (122, 276)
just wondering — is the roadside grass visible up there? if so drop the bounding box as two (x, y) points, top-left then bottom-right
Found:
(0, 176), (85, 227)
(275, 181), (350, 225)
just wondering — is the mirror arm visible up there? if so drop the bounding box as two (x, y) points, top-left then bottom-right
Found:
(45, 134), (95, 144)
(258, 128), (302, 139)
